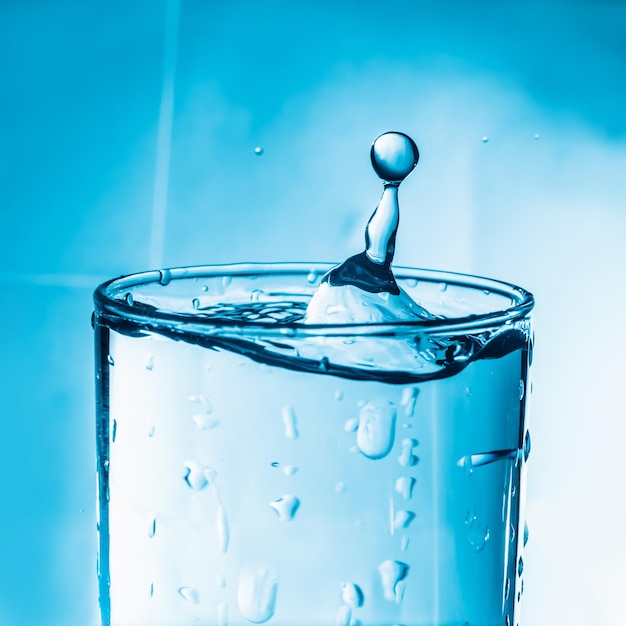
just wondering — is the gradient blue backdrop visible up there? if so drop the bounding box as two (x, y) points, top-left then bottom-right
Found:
(1, 1), (625, 624)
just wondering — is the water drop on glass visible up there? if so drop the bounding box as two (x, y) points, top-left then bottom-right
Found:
(336, 605), (352, 626)
(523, 521), (529, 546)
(340, 582), (364, 608)
(344, 417), (358, 432)
(401, 535), (410, 551)
(307, 271), (318, 284)
(533, 133), (541, 140)
(393, 510), (416, 529)
(283, 465), (298, 476)
(356, 399), (396, 459)
(519, 379), (524, 400)
(270, 495), (300, 521)
(150, 582), (154, 597)
(217, 575), (227, 588)
(378, 560), (409, 603)
(145, 353), (154, 371)
(237, 565), (278, 624)
(517, 556), (524, 576)
(159, 269), (172, 286)
(400, 387), (419, 417)
(465, 510), (490, 552)
(193, 413), (221, 430)
(510, 523), (516, 543)
(505, 616), (510, 626)
(107, 354), (114, 366)
(111, 419), (117, 443)
(335, 482), (347, 493)
(398, 438), (419, 467)
(219, 602), (229, 626)
(178, 586), (199, 603)
(523, 431), (531, 461)
(504, 577), (510, 600)
(148, 517), (156, 538)
(281, 406), (300, 439)
(217, 504), (229, 553)
(254, 146), (264, 155)
(482, 136), (489, 143)
(395, 476), (415, 500)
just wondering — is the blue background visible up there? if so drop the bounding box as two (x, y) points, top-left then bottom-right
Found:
(1, 1), (625, 624)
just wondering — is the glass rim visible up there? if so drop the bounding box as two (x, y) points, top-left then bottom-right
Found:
(93, 262), (534, 335)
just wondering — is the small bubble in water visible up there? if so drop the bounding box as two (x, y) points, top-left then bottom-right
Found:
(145, 354), (154, 371)
(523, 521), (529, 546)
(254, 146), (264, 155)
(159, 269), (172, 286)
(393, 510), (416, 529)
(523, 431), (531, 461)
(193, 414), (221, 429)
(192, 298), (201, 310)
(357, 399), (397, 460)
(340, 582), (364, 608)
(482, 136), (489, 143)
(270, 495), (300, 521)
(219, 602), (229, 626)
(111, 419), (117, 443)
(107, 354), (114, 366)
(334, 390), (344, 401)
(125, 292), (134, 306)
(178, 586), (199, 603)
(398, 438), (419, 467)
(336, 605), (352, 626)
(237, 565), (278, 624)
(377, 560), (409, 603)
(281, 406), (300, 439)
(517, 556), (524, 576)
(148, 517), (156, 538)
(335, 482), (347, 494)
(344, 417), (358, 432)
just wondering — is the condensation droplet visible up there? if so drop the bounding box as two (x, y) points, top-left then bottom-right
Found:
(107, 354), (114, 366)
(334, 390), (344, 401)
(254, 146), (264, 156)
(217, 504), (229, 553)
(202, 285), (209, 292)
(340, 582), (364, 608)
(395, 476), (416, 500)
(283, 465), (298, 476)
(159, 269), (172, 286)
(183, 461), (216, 491)
(282, 406), (300, 440)
(270, 495), (300, 521)
(344, 417), (359, 432)
(398, 438), (419, 467)
(237, 566), (278, 624)
(148, 517), (156, 538)
(533, 133), (541, 140)
(217, 575), (227, 588)
(393, 510), (416, 529)
(523, 521), (529, 546)
(307, 271), (318, 284)
(401, 535), (410, 551)
(357, 399), (397, 459)
(517, 556), (524, 577)
(150, 582), (154, 597)
(523, 431), (531, 461)
(378, 560), (409, 603)
(336, 605), (352, 626)
(335, 482), (347, 494)
(178, 586), (199, 603)
(145, 353), (154, 371)
(193, 414), (221, 430)
(111, 419), (117, 443)
(219, 602), (229, 626)
(147, 422), (155, 437)
(482, 136), (489, 143)
(400, 387), (419, 417)
(465, 510), (490, 552)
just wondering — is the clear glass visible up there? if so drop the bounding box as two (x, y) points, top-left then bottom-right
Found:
(93, 263), (534, 626)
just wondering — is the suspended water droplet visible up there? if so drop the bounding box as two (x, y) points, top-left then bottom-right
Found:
(464, 510), (490, 552)
(398, 438), (419, 467)
(334, 390), (344, 401)
(125, 292), (134, 306)
(401, 535), (410, 551)
(219, 602), (229, 626)
(202, 285), (209, 292)
(378, 560), (409, 603)
(178, 586), (199, 603)
(356, 399), (396, 459)
(270, 495), (300, 521)
(217, 504), (229, 553)
(159, 269), (172, 286)
(533, 133), (541, 140)
(482, 136), (489, 143)
(523, 521), (529, 546)
(307, 271), (318, 284)
(281, 406), (300, 440)
(192, 298), (201, 310)
(145, 353), (155, 371)
(340, 582), (364, 608)
(217, 575), (227, 588)
(192, 413), (221, 430)
(107, 354), (114, 366)
(517, 556), (524, 576)
(283, 465), (298, 476)
(344, 417), (358, 432)
(523, 431), (531, 461)
(148, 517), (156, 538)
(336, 605), (352, 626)
(183, 461), (216, 491)
(393, 510), (416, 529)
(111, 419), (117, 443)
(237, 566), (278, 624)
(400, 387), (419, 417)
(504, 577), (510, 600)
(395, 476), (416, 500)
(254, 146), (264, 156)
(335, 482), (347, 494)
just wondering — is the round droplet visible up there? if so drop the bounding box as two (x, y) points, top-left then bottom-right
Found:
(370, 132), (419, 183)
(219, 602), (229, 626)
(340, 582), (364, 608)
(519, 379), (525, 400)
(237, 566), (278, 624)
(357, 399), (397, 460)
(270, 462), (280, 468)
(344, 417), (358, 432)
(523, 431), (531, 461)
(504, 577), (510, 600)
(159, 269), (172, 286)
(178, 586), (199, 603)
(334, 390), (344, 401)
(523, 521), (529, 546)
(307, 271), (318, 284)
(281, 406), (299, 439)
(254, 146), (264, 156)
(270, 495), (300, 521)
(482, 136), (489, 143)
(395, 476), (416, 501)
(517, 556), (524, 576)
(533, 133), (541, 140)
(125, 292), (134, 306)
